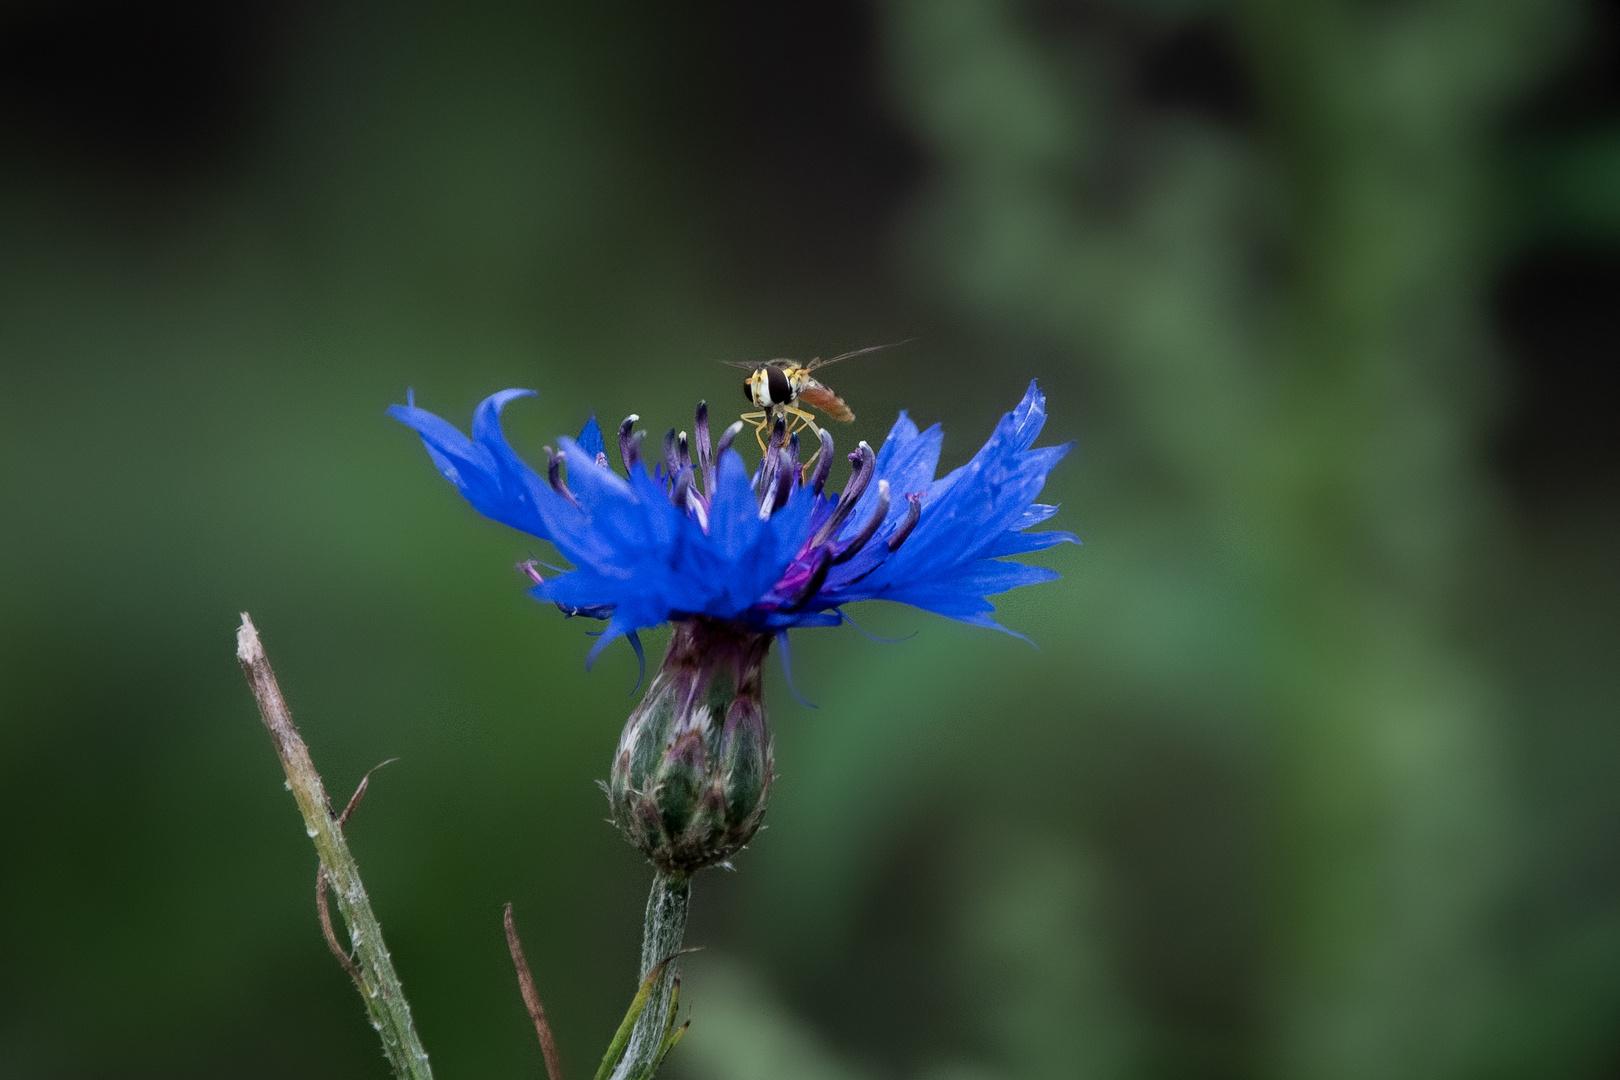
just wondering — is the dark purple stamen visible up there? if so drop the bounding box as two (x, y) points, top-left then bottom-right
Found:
(618, 415), (641, 471)
(716, 420), (744, 458)
(671, 466), (696, 510)
(545, 446), (580, 507)
(694, 401), (714, 495)
(785, 432), (801, 480)
(808, 427), (835, 494)
(785, 547), (834, 611)
(887, 492), (923, 551)
(670, 462), (710, 532)
(755, 440), (780, 505)
(689, 494), (711, 533)
(809, 441), (875, 547)
(832, 480), (889, 565)
(756, 432), (798, 519)
(770, 444), (795, 512)
(758, 446), (784, 514)
(663, 429), (681, 479)
(751, 417), (790, 511)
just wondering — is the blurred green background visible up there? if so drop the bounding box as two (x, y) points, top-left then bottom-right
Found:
(3, 1), (1619, 1078)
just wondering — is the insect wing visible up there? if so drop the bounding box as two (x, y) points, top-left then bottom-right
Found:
(802, 341), (909, 373)
(720, 358), (799, 370)
(798, 378), (854, 423)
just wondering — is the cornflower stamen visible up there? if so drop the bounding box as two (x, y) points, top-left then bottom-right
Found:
(887, 492), (923, 551)
(618, 415), (642, 471)
(770, 439), (797, 512)
(694, 401), (715, 497)
(758, 452), (788, 520)
(809, 442), (875, 548)
(686, 488), (710, 533)
(755, 445), (778, 504)
(662, 430), (681, 481)
(832, 479), (889, 565)
(807, 427), (835, 494)
(670, 466), (695, 507)
(545, 447), (580, 508)
(671, 468), (708, 533)
(784, 432), (801, 486)
(755, 415), (792, 504)
(715, 420), (744, 458)
(785, 547), (834, 611)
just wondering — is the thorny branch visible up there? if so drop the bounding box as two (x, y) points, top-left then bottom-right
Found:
(236, 612), (434, 1080)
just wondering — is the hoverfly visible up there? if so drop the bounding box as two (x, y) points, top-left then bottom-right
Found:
(726, 344), (895, 453)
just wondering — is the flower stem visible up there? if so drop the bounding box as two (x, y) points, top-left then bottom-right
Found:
(611, 871), (691, 1080)
(235, 613), (434, 1080)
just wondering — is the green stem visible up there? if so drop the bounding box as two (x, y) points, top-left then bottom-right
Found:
(236, 613), (434, 1080)
(611, 872), (690, 1080)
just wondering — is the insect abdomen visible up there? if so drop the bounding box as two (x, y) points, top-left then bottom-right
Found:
(798, 381), (854, 423)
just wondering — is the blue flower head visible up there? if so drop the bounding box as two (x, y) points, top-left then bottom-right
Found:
(389, 382), (1077, 678)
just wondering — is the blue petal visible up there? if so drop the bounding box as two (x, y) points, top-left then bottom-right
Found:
(578, 414), (606, 460)
(816, 382), (1073, 613)
(987, 528), (1080, 557)
(390, 389), (562, 541)
(1012, 503), (1061, 530)
(586, 612), (640, 670)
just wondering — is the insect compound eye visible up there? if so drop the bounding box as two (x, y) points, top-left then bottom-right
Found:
(765, 365), (791, 405)
(743, 376), (756, 405)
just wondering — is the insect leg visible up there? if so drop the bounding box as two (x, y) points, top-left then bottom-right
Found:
(785, 408), (827, 481)
(740, 410), (770, 454)
(784, 406), (821, 440)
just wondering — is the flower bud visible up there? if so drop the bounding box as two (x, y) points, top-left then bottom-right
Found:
(608, 619), (774, 874)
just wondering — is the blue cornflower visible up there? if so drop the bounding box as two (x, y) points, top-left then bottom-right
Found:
(388, 381), (1077, 675)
